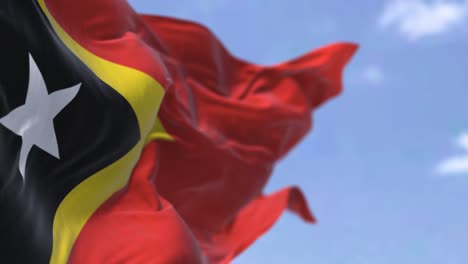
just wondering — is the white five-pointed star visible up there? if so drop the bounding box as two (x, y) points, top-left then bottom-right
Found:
(0, 54), (81, 181)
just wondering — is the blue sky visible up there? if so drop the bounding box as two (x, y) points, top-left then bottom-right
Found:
(129, 1), (468, 263)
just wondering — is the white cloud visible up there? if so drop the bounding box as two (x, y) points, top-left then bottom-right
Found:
(436, 133), (468, 175)
(363, 65), (385, 85)
(379, 0), (468, 41)
(456, 132), (468, 149)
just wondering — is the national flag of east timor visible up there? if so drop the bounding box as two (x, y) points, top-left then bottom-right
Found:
(1, 0), (358, 263)
(0, 0), (166, 263)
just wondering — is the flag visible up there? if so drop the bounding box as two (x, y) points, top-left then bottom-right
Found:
(0, 0), (358, 263)
(0, 0), (166, 263)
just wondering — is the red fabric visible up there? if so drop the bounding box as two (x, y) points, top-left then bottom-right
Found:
(143, 16), (357, 262)
(44, 0), (172, 88)
(43, 0), (358, 263)
(194, 187), (315, 263)
(69, 142), (205, 264)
